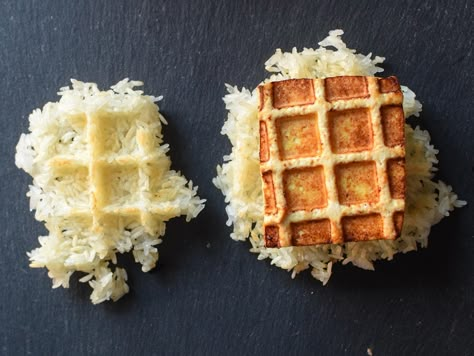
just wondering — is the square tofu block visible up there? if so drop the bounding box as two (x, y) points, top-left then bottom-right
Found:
(258, 76), (405, 247)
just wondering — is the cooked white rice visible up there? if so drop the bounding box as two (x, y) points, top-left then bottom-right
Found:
(213, 30), (466, 284)
(16, 79), (205, 304)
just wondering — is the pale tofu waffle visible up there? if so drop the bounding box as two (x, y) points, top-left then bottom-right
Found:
(258, 76), (406, 247)
(15, 79), (205, 303)
(47, 109), (180, 239)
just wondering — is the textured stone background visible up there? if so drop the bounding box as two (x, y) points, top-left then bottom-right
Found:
(1, 1), (472, 355)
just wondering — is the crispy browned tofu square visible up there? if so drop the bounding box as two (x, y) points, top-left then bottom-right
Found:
(258, 76), (405, 247)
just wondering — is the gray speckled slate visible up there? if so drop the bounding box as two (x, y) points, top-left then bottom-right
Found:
(1, 1), (473, 355)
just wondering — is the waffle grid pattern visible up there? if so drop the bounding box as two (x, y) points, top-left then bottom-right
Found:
(258, 76), (405, 247)
(48, 111), (174, 238)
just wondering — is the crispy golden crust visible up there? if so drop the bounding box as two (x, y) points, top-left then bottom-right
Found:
(258, 76), (406, 247)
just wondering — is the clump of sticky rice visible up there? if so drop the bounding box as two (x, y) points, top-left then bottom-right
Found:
(16, 79), (205, 304)
(213, 30), (466, 284)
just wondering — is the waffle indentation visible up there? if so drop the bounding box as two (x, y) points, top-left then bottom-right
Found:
(291, 219), (332, 245)
(393, 211), (404, 235)
(262, 171), (277, 214)
(335, 161), (379, 205)
(328, 108), (373, 153)
(259, 121), (270, 162)
(276, 113), (321, 160)
(51, 165), (90, 210)
(272, 79), (315, 109)
(381, 105), (405, 147)
(378, 76), (400, 93)
(54, 114), (88, 156)
(283, 166), (327, 212)
(146, 160), (173, 202)
(342, 213), (383, 242)
(387, 158), (405, 199)
(99, 114), (139, 156)
(102, 165), (140, 206)
(325, 76), (369, 101)
(55, 214), (93, 237)
(265, 225), (280, 247)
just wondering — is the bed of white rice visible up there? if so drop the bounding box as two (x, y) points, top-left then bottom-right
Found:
(15, 79), (205, 304)
(213, 30), (466, 284)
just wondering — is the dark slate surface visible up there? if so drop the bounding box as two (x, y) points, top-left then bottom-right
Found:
(1, 1), (473, 355)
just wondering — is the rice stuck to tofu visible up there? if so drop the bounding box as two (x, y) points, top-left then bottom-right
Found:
(213, 30), (466, 283)
(16, 79), (205, 304)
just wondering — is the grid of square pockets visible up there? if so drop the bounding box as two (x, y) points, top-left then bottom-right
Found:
(258, 76), (406, 247)
(47, 108), (173, 238)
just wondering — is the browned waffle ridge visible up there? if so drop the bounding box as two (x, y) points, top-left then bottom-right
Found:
(258, 76), (406, 247)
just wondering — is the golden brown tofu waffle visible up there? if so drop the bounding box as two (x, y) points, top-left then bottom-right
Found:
(258, 76), (406, 247)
